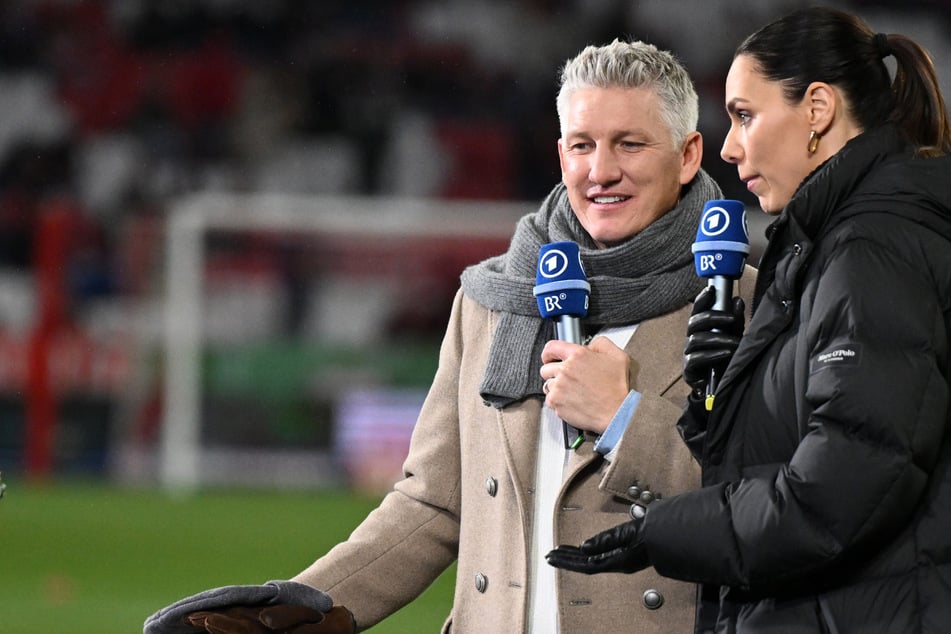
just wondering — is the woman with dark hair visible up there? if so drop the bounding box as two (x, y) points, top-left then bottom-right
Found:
(548, 6), (951, 632)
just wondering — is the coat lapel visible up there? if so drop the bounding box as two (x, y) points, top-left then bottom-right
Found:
(627, 304), (692, 395)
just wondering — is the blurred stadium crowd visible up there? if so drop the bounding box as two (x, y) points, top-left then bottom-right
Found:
(0, 0), (947, 483)
(2, 0), (947, 289)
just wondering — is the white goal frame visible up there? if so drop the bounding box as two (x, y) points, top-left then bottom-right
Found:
(161, 192), (532, 492)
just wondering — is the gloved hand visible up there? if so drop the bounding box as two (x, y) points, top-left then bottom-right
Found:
(683, 285), (745, 395)
(143, 580), (349, 634)
(187, 604), (356, 634)
(545, 514), (649, 575)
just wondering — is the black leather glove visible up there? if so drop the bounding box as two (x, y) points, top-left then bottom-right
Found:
(143, 580), (341, 634)
(683, 285), (745, 395)
(545, 514), (649, 575)
(187, 604), (356, 634)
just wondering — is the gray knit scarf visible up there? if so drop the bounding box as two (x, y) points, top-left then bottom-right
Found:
(460, 169), (721, 408)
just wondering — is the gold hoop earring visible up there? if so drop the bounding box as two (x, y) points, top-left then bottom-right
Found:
(808, 130), (821, 154)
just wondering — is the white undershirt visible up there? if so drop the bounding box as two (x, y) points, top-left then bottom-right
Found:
(526, 324), (637, 633)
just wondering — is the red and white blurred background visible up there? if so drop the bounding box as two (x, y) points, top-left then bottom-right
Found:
(0, 0), (945, 493)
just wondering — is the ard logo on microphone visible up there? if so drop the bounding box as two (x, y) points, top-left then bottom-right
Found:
(538, 249), (570, 312)
(539, 248), (570, 279)
(700, 205), (733, 237)
(699, 208), (730, 272)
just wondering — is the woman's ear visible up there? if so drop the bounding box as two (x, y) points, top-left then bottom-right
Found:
(805, 81), (838, 136)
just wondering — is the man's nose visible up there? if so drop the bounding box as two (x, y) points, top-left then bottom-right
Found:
(589, 146), (622, 184)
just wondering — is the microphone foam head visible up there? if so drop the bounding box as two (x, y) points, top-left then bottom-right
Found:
(533, 241), (590, 319)
(692, 200), (750, 279)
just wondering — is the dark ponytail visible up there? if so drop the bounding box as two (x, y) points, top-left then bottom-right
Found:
(736, 7), (951, 157)
(885, 33), (951, 156)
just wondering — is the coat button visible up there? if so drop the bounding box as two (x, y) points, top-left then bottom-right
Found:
(630, 503), (646, 520)
(485, 477), (498, 497)
(627, 485), (641, 499)
(643, 589), (664, 610)
(639, 490), (655, 505)
(792, 243), (802, 255)
(475, 573), (488, 593)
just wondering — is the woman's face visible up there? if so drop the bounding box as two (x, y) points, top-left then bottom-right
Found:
(720, 55), (816, 214)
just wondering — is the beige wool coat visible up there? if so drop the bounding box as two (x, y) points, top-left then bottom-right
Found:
(294, 270), (756, 633)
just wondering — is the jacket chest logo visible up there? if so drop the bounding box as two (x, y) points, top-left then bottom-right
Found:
(811, 343), (863, 374)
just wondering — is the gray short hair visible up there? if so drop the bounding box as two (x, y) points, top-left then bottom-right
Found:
(557, 39), (699, 147)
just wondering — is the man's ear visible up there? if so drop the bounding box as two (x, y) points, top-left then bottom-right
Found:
(679, 131), (703, 185)
(557, 138), (568, 183)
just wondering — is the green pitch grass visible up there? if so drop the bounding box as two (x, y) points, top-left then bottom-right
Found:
(0, 480), (454, 633)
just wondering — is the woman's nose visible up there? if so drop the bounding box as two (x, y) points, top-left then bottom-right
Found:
(720, 126), (742, 164)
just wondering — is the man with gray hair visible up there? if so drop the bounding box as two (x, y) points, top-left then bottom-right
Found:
(145, 39), (754, 634)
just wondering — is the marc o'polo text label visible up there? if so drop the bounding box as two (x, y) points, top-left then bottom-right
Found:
(811, 344), (862, 373)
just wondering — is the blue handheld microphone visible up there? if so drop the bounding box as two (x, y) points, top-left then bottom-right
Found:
(691, 200), (750, 401)
(533, 241), (589, 448)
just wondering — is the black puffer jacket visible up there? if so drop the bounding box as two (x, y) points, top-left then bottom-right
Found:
(644, 126), (951, 633)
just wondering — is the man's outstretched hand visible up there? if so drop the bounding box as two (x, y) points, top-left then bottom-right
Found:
(144, 580), (354, 634)
(186, 604), (356, 634)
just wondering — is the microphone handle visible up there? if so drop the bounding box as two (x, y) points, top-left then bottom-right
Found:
(554, 316), (584, 449)
(706, 276), (735, 399)
(555, 316), (584, 346)
(712, 276), (733, 312)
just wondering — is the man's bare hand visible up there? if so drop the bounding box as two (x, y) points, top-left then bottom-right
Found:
(540, 336), (630, 433)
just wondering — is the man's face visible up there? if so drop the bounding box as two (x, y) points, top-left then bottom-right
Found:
(558, 86), (698, 249)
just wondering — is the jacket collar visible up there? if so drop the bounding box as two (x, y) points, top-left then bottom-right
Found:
(713, 127), (908, 405)
(783, 125), (910, 241)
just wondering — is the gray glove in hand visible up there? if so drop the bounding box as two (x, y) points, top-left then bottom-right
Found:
(546, 514), (649, 575)
(143, 580), (335, 634)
